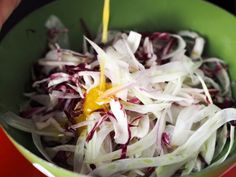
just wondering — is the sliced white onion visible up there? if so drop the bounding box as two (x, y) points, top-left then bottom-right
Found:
(109, 100), (129, 144)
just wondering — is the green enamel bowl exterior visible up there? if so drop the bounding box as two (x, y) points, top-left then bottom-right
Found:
(1, 0), (236, 176)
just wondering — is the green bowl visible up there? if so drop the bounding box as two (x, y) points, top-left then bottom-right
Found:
(1, 0), (236, 176)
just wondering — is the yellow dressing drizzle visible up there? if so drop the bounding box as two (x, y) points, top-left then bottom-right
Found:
(102, 0), (110, 43)
(99, 58), (106, 91)
(74, 0), (111, 134)
(82, 0), (111, 115)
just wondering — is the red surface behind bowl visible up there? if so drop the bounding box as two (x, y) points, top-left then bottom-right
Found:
(0, 128), (46, 177)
